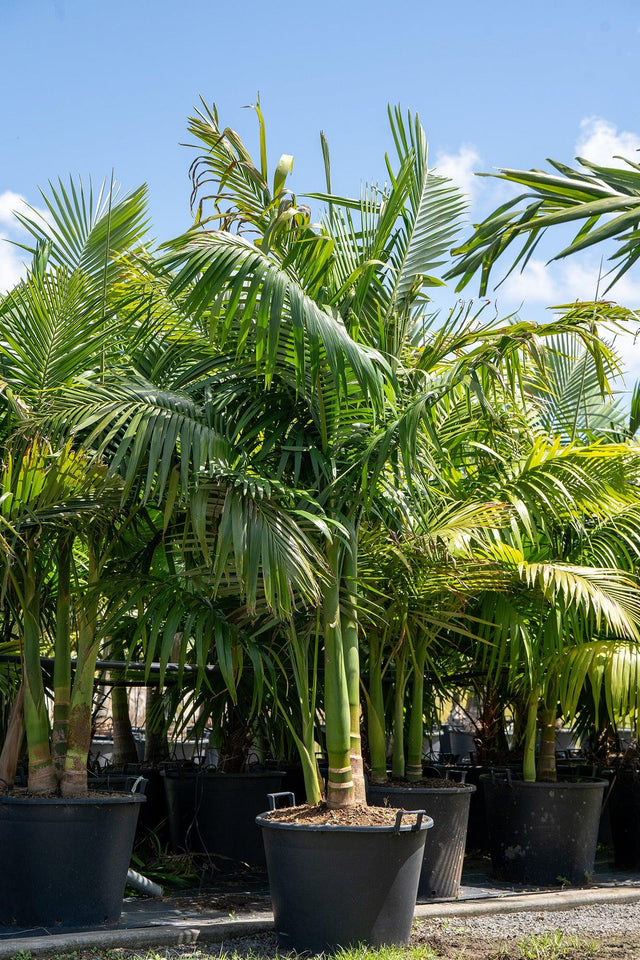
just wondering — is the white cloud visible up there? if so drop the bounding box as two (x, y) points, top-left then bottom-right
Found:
(498, 260), (559, 306)
(433, 145), (482, 199)
(0, 189), (49, 293)
(500, 256), (640, 309)
(575, 117), (640, 168)
(0, 236), (28, 292)
(0, 190), (32, 229)
(498, 256), (640, 384)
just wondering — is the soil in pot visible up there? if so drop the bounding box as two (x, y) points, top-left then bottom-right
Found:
(162, 766), (284, 867)
(482, 774), (606, 886)
(0, 792), (145, 927)
(257, 802), (432, 952)
(368, 777), (475, 899)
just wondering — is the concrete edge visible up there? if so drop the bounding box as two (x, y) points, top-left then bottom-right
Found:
(1, 887), (640, 957)
(414, 885), (640, 919)
(0, 917), (274, 959)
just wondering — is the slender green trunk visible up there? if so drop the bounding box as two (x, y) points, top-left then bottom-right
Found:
(295, 623), (323, 804)
(0, 682), (25, 788)
(391, 641), (408, 780)
(341, 531), (365, 802)
(367, 632), (388, 783)
(61, 542), (100, 798)
(406, 637), (428, 781)
(111, 634), (139, 766)
(52, 533), (72, 779)
(324, 537), (353, 809)
(144, 685), (170, 765)
(523, 685), (541, 783)
(112, 683), (139, 766)
(22, 542), (57, 794)
(537, 677), (559, 782)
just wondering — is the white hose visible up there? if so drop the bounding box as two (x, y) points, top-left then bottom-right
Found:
(126, 867), (164, 898)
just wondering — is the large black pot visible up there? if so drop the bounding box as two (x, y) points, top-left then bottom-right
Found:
(162, 767), (284, 866)
(608, 765), (640, 869)
(0, 792), (145, 926)
(483, 774), (606, 885)
(94, 766), (170, 845)
(451, 765), (490, 852)
(368, 780), (475, 898)
(257, 807), (432, 952)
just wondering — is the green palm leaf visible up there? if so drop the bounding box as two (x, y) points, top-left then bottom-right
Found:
(14, 177), (149, 282)
(161, 230), (388, 404)
(447, 157), (640, 294)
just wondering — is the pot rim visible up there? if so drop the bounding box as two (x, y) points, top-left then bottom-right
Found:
(480, 775), (608, 789)
(368, 781), (476, 795)
(256, 811), (434, 833)
(0, 793), (147, 805)
(160, 768), (286, 779)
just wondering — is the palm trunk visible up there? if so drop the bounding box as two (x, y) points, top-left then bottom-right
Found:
(144, 685), (169, 765)
(406, 636), (428, 781)
(286, 621), (322, 804)
(61, 542), (100, 798)
(366, 632), (388, 783)
(391, 641), (408, 780)
(52, 532), (72, 778)
(112, 683), (139, 766)
(324, 537), (354, 809)
(537, 677), (559, 782)
(22, 542), (57, 794)
(111, 636), (139, 767)
(0, 682), (25, 788)
(523, 685), (541, 783)
(341, 531), (365, 802)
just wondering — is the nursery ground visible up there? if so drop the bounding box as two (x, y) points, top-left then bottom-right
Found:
(8, 911), (640, 960)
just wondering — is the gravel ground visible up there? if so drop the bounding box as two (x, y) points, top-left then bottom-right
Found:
(417, 900), (640, 940)
(205, 901), (640, 958)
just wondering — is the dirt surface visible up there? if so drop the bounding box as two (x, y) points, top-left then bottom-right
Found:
(259, 801), (409, 826)
(5, 788), (134, 799)
(373, 777), (470, 789)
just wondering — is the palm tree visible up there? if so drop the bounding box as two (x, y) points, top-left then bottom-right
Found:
(47, 102), (470, 809)
(0, 178), (150, 796)
(15, 103), (640, 814)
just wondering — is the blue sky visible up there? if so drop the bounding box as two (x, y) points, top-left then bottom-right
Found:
(2, 0), (640, 375)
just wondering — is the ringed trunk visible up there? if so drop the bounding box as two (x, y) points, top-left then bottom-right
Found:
(22, 543), (57, 795)
(324, 538), (353, 809)
(366, 632), (388, 784)
(341, 534), (366, 802)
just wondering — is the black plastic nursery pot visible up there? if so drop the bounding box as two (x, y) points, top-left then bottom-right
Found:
(0, 792), (145, 927)
(93, 766), (170, 845)
(368, 780), (475, 899)
(257, 807), (432, 953)
(482, 774), (606, 885)
(451, 765), (490, 853)
(607, 765), (640, 869)
(162, 767), (284, 866)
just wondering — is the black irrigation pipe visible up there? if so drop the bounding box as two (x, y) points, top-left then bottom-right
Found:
(0, 653), (482, 689)
(0, 655), (218, 687)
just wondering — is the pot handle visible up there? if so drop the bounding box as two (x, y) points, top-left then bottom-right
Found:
(445, 768), (467, 783)
(393, 809), (426, 833)
(267, 791), (296, 810)
(130, 776), (146, 794)
(490, 767), (512, 785)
